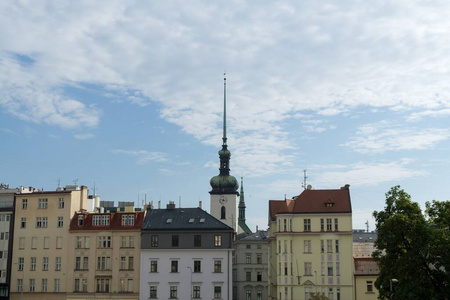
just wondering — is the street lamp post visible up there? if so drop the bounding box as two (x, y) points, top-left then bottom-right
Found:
(390, 279), (398, 300)
(187, 266), (193, 300)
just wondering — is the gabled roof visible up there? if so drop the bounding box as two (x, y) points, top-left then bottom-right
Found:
(238, 219), (252, 234)
(236, 230), (268, 241)
(142, 207), (233, 231)
(269, 185), (352, 220)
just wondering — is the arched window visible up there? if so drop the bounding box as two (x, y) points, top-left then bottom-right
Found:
(221, 206), (226, 219)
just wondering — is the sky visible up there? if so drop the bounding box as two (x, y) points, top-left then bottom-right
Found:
(1, 1), (450, 232)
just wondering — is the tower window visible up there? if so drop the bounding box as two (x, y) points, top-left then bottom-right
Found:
(221, 206), (226, 219)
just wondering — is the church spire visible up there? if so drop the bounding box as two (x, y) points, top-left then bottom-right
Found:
(222, 74), (227, 146)
(239, 177), (246, 221)
(209, 74), (239, 195)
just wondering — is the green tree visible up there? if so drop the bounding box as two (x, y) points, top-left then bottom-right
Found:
(373, 186), (450, 299)
(310, 292), (329, 300)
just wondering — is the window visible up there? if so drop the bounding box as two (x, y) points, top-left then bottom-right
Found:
(17, 279), (23, 292)
(29, 279), (35, 292)
(121, 236), (127, 248)
(38, 198), (48, 209)
(55, 257), (61, 270)
(304, 240), (312, 253)
(304, 262), (312, 276)
(221, 206), (226, 219)
(214, 260), (222, 273)
(334, 218), (338, 231)
(43, 257), (49, 271)
(18, 257), (24, 271)
(321, 262), (325, 275)
(326, 218), (332, 231)
(194, 260), (201, 273)
(257, 290), (262, 300)
(328, 288), (334, 300)
(336, 262), (340, 276)
(58, 198), (64, 209)
(96, 278), (110, 292)
(20, 237), (26, 249)
(121, 257), (126, 269)
(101, 215), (109, 226)
(92, 215), (100, 226)
(150, 260), (158, 272)
(98, 236), (111, 248)
(171, 260), (178, 272)
(151, 235), (158, 247)
(129, 236), (134, 248)
(257, 271), (262, 281)
(305, 287), (312, 300)
(76, 236), (82, 248)
(22, 199), (27, 209)
(54, 278), (60, 292)
(36, 217), (48, 228)
(283, 219), (287, 231)
(172, 235), (179, 247)
(128, 256), (134, 270)
(335, 240), (340, 253)
(20, 217), (26, 228)
(78, 215), (84, 226)
(194, 235), (201, 247)
(193, 286), (201, 298)
(30, 257), (36, 271)
(284, 262), (288, 275)
(83, 257), (88, 270)
(246, 244), (251, 249)
(170, 286), (177, 298)
(82, 279), (87, 292)
(214, 286), (222, 299)
(246, 254), (251, 264)
(320, 218), (324, 231)
(31, 237), (37, 249)
(214, 235), (222, 247)
(337, 287), (341, 300)
(327, 240), (333, 253)
(246, 290), (252, 300)
(57, 216), (63, 228)
(44, 236), (50, 249)
(150, 286), (157, 298)
(75, 257), (81, 270)
(97, 257), (111, 270)
(304, 219), (311, 231)
(121, 214), (134, 225)
(257, 254), (262, 264)
(42, 279), (47, 292)
(246, 271), (251, 281)
(366, 281), (373, 292)
(328, 262), (333, 276)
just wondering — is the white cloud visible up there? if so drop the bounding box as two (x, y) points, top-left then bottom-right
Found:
(112, 149), (168, 164)
(407, 108), (450, 121)
(343, 121), (450, 154)
(74, 133), (95, 140)
(312, 159), (427, 187)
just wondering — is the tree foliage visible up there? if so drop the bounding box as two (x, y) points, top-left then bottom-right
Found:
(310, 293), (329, 300)
(373, 186), (450, 299)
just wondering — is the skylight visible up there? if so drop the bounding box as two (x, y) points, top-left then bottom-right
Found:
(189, 218), (194, 223)
(199, 218), (205, 223)
(166, 218), (172, 224)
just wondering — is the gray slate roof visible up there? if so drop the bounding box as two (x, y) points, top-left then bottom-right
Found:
(236, 230), (269, 241)
(142, 207), (233, 231)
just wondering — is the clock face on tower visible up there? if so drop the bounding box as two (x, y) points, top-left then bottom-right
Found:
(219, 195), (228, 204)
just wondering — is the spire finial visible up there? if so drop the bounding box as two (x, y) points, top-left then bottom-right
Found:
(223, 72), (227, 145)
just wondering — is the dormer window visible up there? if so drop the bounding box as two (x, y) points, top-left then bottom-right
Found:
(325, 198), (335, 207)
(166, 218), (172, 224)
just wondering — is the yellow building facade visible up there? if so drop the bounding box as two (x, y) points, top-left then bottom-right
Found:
(11, 186), (88, 300)
(268, 185), (354, 300)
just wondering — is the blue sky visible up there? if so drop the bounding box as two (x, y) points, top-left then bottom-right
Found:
(1, 1), (450, 231)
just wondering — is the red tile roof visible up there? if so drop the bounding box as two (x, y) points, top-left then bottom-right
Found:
(69, 211), (145, 231)
(269, 185), (352, 220)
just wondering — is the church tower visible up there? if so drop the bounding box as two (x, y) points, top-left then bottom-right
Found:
(210, 75), (239, 232)
(238, 177), (252, 234)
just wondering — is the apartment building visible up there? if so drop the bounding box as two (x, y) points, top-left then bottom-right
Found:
(233, 230), (269, 300)
(67, 206), (145, 299)
(10, 185), (88, 300)
(353, 230), (379, 300)
(140, 203), (234, 300)
(0, 184), (16, 300)
(268, 185), (354, 300)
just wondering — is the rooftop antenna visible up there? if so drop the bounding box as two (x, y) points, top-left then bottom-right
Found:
(73, 179), (78, 186)
(57, 178), (61, 188)
(365, 220), (369, 232)
(301, 170), (308, 190)
(93, 182), (96, 196)
(179, 196), (181, 208)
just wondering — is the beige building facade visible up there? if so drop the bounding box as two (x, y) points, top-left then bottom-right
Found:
(10, 185), (88, 300)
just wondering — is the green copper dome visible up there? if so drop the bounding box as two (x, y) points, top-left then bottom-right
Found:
(210, 174), (239, 194)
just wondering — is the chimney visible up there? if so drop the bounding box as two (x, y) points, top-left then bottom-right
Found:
(199, 201), (202, 209)
(256, 225), (259, 232)
(341, 184), (350, 190)
(158, 201), (161, 209)
(167, 201), (176, 210)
